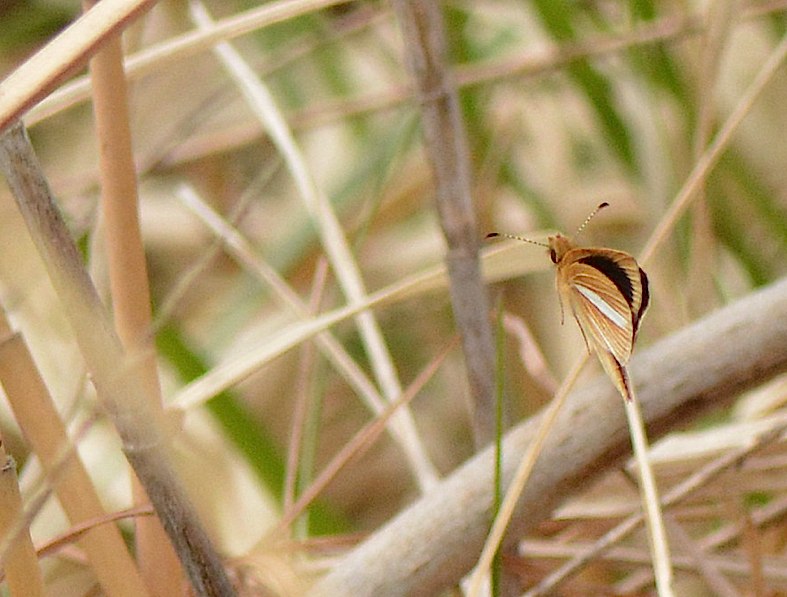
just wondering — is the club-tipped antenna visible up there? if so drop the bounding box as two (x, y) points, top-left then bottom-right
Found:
(485, 231), (548, 248)
(575, 201), (610, 236)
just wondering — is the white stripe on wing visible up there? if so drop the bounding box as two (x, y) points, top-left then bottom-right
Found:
(575, 285), (628, 329)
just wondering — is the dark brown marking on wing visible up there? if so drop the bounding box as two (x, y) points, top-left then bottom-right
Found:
(577, 254), (634, 308)
(634, 267), (650, 332)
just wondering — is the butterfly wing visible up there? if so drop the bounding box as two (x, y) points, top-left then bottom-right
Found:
(559, 250), (638, 364)
(548, 236), (649, 402)
(575, 249), (649, 336)
(559, 258), (637, 401)
(594, 346), (634, 402)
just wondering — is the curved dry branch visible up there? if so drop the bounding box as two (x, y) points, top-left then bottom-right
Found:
(310, 276), (787, 597)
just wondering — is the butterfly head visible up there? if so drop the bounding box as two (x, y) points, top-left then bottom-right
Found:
(547, 234), (574, 265)
(547, 202), (609, 264)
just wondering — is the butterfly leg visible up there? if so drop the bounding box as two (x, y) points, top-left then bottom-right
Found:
(571, 312), (593, 354)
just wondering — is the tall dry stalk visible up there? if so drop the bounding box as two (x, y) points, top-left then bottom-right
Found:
(0, 307), (148, 597)
(391, 0), (496, 447)
(83, 0), (183, 591)
(0, 122), (235, 597)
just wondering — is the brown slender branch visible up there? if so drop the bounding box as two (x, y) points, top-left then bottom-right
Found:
(0, 121), (236, 597)
(83, 0), (184, 590)
(391, 0), (495, 446)
(309, 276), (787, 597)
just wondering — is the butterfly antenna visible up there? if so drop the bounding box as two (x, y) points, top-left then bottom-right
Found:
(485, 232), (548, 248)
(575, 201), (610, 236)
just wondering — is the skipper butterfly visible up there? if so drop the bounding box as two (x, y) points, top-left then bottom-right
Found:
(487, 203), (649, 401)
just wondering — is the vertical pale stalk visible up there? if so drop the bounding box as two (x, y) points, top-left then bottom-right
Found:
(0, 121), (235, 597)
(0, 440), (44, 597)
(623, 389), (674, 597)
(82, 2), (183, 593)
(390, 0), (496, 447)
(0, 308), (148, 597)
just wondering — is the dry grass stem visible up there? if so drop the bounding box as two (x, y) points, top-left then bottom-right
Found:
(623, 389), (674, 596)
(0, 122), (234, 597)
(687, 0), (737, 316)
(522, 538), (787, 588)
(0, 307), (148, 597)
(391, 0), (495, 446)
(284, 259), (329, 524)
(168, 240), (543, 412)
(188, 0), (438, 492)
(0, 0), (158, 134)
(32, 505), (154, 562)
(19, 1), (787, 141)
(174, 147), (437, 492)
(640, 29), (787, 264)
(84, 3), (182, 589)
(152, 162), (277, 329)
(502, 312), (558, 394)
(24, 0), (355, 127)
(0, 447), (45, 597)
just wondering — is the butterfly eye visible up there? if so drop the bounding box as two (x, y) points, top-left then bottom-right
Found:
(549, 248), (558, 263)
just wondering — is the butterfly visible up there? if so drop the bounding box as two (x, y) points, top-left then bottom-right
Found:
(486, 202), (649, 401)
